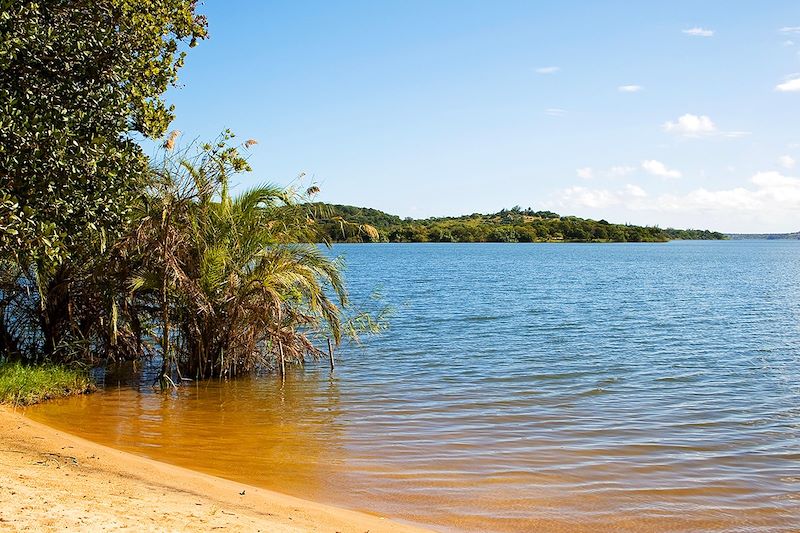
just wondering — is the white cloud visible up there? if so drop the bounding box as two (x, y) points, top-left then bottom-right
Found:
(674, 172), (800, 211)
(751, 170), (800, 188)
(607, 165), (637, 177)
(552, 171), (800, 231)
(664, 187), (761, 211)
(776, 77), (800, 92)
(556, 187), (624, 209)
(663, 113), (716, 136)
(624, 184), (647, 198)
(779, 155), (796, 169)
(780, 26), (800, 33)
(784, 40), (795, 46)
(721, 131), (751, 138)
(545, 108), (566, 116)
(683, 27), (714, 37)
(618, 85), (643, 92)
(576, 165), (637, 179)
(642, 159), (682, 178)
(536, 66), (560, 74)
(554, 183), (648, 209)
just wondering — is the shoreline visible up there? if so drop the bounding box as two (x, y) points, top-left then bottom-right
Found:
(0, 407), (430, 532)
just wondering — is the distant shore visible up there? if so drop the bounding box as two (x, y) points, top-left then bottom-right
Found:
(725, 232), (800, 240)
(0, 407), (428, 533)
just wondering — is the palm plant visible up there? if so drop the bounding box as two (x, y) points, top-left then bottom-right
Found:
(125, 133), (372, 383)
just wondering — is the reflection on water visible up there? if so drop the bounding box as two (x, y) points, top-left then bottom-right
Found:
(28, 242), (800, 532)
(31, 369), (346, 499)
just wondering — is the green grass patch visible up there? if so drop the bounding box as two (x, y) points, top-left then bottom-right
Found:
(0, 362), (95, 406)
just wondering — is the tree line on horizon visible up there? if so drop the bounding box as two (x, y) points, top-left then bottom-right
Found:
(316, 204), (727, 243)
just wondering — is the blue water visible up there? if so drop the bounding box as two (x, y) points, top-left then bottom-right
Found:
(333, 241), (800, 531)
(31, 241), (800, 532)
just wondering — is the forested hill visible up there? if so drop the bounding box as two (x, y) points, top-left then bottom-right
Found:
(315, 204), (727, 243)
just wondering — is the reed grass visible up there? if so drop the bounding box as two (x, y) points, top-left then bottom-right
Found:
(0, 362), (94, 406)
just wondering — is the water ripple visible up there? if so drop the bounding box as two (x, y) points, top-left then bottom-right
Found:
(28, 241), (800, 533)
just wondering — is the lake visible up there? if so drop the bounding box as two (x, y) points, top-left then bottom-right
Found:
(27, 241), (800, 532)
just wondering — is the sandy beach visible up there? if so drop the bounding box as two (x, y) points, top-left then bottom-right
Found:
(0, 407), (430, 532)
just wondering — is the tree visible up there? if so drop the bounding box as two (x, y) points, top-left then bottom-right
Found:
(0, 0), (207, 265)
(0, 1), (206, 362)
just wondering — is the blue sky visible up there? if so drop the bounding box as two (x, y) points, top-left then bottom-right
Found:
(161, 1), (800, 232)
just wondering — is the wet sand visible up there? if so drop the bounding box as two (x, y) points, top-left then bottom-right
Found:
(0, 407), (429, 532)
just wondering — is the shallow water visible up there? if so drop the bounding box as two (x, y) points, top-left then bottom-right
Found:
(28, 241), (800, 532)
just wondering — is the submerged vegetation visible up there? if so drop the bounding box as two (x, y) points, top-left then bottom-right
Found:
(0, 362), (93, 406)
(116, 136), (376, 382)
(317, 205), (727, 243)
(0, 131), (378, 386)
